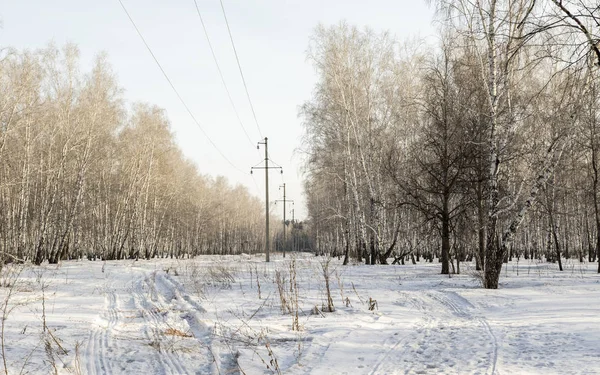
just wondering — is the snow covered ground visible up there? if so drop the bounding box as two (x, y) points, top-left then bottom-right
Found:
(1, 254), (599, 374)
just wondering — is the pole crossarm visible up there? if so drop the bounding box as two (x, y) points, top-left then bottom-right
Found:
(251, 166), (282, 171)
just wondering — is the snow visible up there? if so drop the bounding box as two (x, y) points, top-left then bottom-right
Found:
(1, 254), (599, 374)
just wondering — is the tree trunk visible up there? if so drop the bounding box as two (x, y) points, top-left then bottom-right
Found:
(441, 208), (450, 275)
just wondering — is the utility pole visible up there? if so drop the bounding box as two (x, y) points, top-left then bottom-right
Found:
(275, 183), (294, 258)
(251, 137), (282, 262)
(291, 208), (295, 253)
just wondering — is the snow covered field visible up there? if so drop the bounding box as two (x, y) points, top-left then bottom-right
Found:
(1, 254), (599, 375)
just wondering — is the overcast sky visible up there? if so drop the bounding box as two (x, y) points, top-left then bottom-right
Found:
(1, 0), (435, 219)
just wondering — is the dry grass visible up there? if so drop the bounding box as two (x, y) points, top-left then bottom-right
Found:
(164, 327), (193, 338)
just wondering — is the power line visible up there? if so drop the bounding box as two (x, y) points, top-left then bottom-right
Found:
(192, 0), (255, 148)
(117, 0), (247, 175)
(219, 0), (264, 139)
(251, 173), (262, 197)
(268, 158), (283, 169)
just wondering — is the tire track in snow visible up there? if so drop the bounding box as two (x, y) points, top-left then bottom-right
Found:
(480, 316), (499, 375)
(132, 274), (188, 375)
(157, 272), (206, 312)
(301, 327), (355, 374)
(402, 312), (438, 375)
(157, 272), (232, 375)
(86, 287), (120, 375)
(427, 290), (499, 375)
(427, 290), (471, 317)
(369, 292), (432, 375)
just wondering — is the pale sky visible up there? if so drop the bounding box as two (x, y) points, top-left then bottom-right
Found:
(0, 0), (435, 220)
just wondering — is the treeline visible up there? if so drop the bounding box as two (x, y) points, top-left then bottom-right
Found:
(0, 44), (265, 264)
(301, 0), (600, 287)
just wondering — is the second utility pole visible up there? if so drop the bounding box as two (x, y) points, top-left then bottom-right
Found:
(276, 183), (294, 258)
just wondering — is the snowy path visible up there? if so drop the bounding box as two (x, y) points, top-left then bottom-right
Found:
(132, 274), (189, 374)
(300, 288), (500, 375)
(82, 266), (231, 375)
(86, 284), (120, 375)
(280, 260), (600, 375)
(1, 256), (599, 374)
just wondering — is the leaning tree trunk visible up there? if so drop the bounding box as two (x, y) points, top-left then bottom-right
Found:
(488, 139), (568, 288)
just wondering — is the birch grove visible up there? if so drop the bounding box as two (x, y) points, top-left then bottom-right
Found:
(301, 0), (599, 288)
(0, 45), (266, 265)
